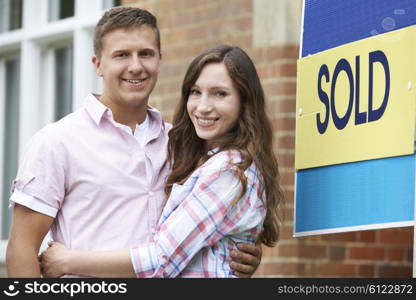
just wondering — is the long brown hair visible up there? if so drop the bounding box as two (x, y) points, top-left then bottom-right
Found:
(166, 45), (283, 247)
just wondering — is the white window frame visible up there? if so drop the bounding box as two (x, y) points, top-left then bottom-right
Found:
(0, 52), (20, 236)
(0, 60), (6, 234)
(0, 0), (112, 264)
(0, 52), (21, 265)
(0, 62), (5, 231)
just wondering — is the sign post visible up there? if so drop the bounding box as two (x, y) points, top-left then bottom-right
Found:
(295, 0), (416, 277)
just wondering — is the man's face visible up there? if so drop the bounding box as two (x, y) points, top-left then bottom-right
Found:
(93, 26), (161, 110)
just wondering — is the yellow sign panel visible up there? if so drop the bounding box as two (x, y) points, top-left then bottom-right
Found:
(295, 25), (416, 170)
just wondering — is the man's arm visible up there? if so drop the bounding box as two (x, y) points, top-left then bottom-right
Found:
(6, 204), (54, 277)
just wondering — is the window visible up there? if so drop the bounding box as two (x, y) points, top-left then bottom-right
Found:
(1, 56), (20, 239)
(48, 0), (75, 21)
(0, 0), (23, 33)
(103, 0), (121, 9)
(54, 44), (73, 120)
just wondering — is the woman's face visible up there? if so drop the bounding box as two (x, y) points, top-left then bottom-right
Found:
(187, 63), (241, 146)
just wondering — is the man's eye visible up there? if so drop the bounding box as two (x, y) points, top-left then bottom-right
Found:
(140, 51), (153, 57)
(116, 53), (128, 58)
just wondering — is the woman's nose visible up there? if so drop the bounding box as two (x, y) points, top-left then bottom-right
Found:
(196, 94), (213, 113)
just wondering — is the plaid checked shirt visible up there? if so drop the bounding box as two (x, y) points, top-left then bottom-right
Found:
(130, 149), (266, 277)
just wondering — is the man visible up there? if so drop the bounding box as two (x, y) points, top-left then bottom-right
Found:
(6, 7), (261, 277)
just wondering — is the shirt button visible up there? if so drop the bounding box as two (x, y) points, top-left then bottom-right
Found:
(149, 191), (154, 197)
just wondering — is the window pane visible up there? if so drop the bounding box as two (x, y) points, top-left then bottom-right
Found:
(2, 57), (20, 239)
(55, 45), (73, 120)
(9, 0), (22, 30)
(60, 0), (74, 19)
(49, 0), (74, 21)
(0, 0), (23, 33)
(103, 0), (121, 9)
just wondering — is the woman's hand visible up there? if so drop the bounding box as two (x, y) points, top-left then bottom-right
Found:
(40, 241), (72, 278)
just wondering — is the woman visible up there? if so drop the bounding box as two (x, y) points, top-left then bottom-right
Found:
(40, 45), (283, 278)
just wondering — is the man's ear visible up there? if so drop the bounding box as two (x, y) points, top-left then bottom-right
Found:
(92, 55), (103, 77)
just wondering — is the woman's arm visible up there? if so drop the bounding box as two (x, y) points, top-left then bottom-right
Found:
(41, 242), (135, 278)
(42, 158), (260, 278)
(41, 232), (262, 278)
(130, 164), (256, 277)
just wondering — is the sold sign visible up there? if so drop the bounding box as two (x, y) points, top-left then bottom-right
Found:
(316, 51), (390, 134)
(295, 25), (416, 170)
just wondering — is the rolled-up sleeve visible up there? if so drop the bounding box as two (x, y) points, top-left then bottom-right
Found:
(9, 190), (58, 217)
(130, 164), (243, 278)
(9, 130), (66, 215)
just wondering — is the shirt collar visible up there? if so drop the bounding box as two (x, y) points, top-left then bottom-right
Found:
(137, 112), (149, 130)
(146, 105), (165, 132)
(84, 93), (110, 125)
(83, 93), (166, 132)
(207, 147), (220, 155)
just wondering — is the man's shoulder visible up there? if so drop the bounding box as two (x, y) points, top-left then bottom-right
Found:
(36, 110), (86, 141)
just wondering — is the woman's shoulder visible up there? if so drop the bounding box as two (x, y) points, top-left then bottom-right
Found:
(202, 149), (243, 170)
(181, 150), (242, 186)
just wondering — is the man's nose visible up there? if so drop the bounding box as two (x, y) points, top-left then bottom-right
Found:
(128, 55), (143, 74)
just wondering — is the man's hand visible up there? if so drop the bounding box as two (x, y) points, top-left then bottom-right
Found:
(229, 241), (262, 278)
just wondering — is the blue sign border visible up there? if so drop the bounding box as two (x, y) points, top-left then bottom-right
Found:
(302, 0), (416, 57)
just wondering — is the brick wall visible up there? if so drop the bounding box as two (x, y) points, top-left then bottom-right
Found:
(122, 0), (414, 277)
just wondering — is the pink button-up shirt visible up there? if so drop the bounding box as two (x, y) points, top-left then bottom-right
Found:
(10, 93), (171, 252)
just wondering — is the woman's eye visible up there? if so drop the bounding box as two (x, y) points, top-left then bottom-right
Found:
(215, 91), (227, 97)
(190, 89), (200, 95)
